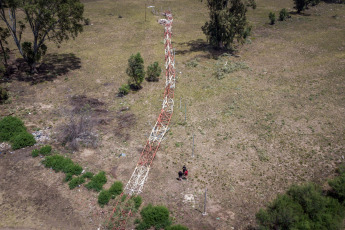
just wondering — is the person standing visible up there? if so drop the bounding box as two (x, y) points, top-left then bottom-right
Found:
(178, 171), (183, 180)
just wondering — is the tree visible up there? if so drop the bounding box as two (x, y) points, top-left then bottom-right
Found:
(0, 27), (10, 66)
(202, 0), (251, 49)
(126, 53), (145, 89)
(294, 0), (308, 13)
(0, 0), (84, 73)
(294, 0), (320, 13)
(146, 61), (161, 82)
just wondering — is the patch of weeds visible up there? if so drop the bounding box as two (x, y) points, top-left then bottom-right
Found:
(121, 194), (127, 202)
(31, 149), (40, 157)
(185, 58), (199, 68)
(68, 176), (85, 189)
(85, 171), (107, 192)
(214, 56), (248, 80)
(118, 84), (130, 96)
(39, 145), (52, 155)
(175, 142), (183, 147)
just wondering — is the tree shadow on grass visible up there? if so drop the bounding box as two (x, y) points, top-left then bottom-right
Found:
(176, 39), (235, 59)
(1, 53), (81, 84)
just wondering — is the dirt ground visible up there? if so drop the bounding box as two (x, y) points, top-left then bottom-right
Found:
(0, 0), (344, 229)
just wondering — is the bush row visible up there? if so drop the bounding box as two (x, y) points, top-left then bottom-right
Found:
(0, 116), (36, 150)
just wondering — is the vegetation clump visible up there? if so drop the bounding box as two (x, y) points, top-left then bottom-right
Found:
(42, 155), (83, 176)
(269, 12), (276, 25)
(135, 204), (172, 230)
(329, 165), (345, 204)
(256, 183), (345, 230)
(126, 53), (145, 89)
(98, 190), (111, 206)
(146, 62), (161, 82)
(279, 8), (289, 21)
(68, 176), (85, 189)
(118, 84), (130, 96)
(109, 181), (123, 197)
(85, 171), (107, 192)
(202, 0), (252, 49)
(0, 116), (36, 149)
(166, 225), (189, 230)
(0, 86), (8, 103)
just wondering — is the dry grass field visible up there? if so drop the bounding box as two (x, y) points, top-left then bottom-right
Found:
(0, 0), (344, 229)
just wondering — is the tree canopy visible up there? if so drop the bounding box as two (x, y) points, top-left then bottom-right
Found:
(202, 0), (251, 49)
(0, 0), (84, 72)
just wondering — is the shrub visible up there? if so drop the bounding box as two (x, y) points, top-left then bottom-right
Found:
(10, 132), (36, 150)
(82, 171), (94, 179)
(64, 163), (83, 175)
(31, 149), (39, 157)
(166, 225), (189, 230)
(329, 165), (345, 204)
(98, 190), (111, 206)
(0, 116), (26, 141)
(279, 8), (289, 21)
(126, 53), (145, 89)
(269, 12), (276, 25)
(118, 84), (130, 96)
(0, 86), (8, 103)
(109, 181), (123, 197)
(136, 204), (171, 230)
(39, 145), (52, 155)
(68, 176), (85, 189)
(256, 183), (345, 230)
(146, 62), (161, 82)
(64, 173), (73, 182)
(132, 196), (142, 210)
(294, 0), (307, 13)
(85, 171), (107, 192)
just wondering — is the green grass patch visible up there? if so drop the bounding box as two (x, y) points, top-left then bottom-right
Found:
(85, 171), (107, 192)
(31, 149), (40, 157)
(10, 132), (36, 150)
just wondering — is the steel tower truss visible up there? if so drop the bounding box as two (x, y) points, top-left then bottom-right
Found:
(124, 11), (175, 195)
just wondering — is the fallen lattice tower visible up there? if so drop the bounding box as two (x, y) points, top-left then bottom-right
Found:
(108, 11), (176, 230)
